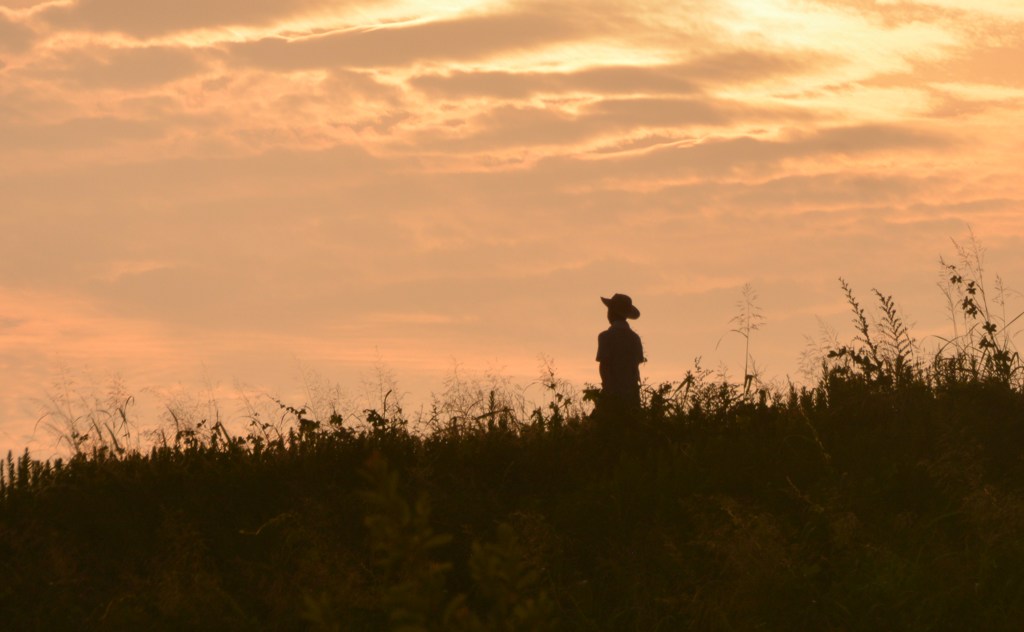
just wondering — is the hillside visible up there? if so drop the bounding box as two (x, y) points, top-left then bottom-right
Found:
(3, 278), (1024, 631)
(4, 367), (1024, 630)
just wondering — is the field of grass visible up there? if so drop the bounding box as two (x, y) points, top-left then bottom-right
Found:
(3, 254), (1024, 631)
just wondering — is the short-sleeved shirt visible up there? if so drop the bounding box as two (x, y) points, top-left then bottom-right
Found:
(596, 320), (644, 400)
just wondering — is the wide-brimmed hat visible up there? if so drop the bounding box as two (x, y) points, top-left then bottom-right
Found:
(601, 293), (640, 319)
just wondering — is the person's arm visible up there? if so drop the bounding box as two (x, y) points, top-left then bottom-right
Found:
(597, 333), (610, 386)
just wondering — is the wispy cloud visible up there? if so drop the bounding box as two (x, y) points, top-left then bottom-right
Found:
(23, 45), (208, 88)
(408, 98), (816, 153)
(226, 8), (589, 70)
(411, 65), (700, 99)
(409, 50), (825, 99)
(0, 115), (166, 150)
(39, 0), (345, 37)
(0, 11), (35, 52)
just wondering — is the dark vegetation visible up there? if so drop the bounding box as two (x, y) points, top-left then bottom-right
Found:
(3, 245), (1024, 631)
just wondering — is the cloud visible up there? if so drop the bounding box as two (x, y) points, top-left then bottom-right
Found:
(410, 97), (814, 152)
(0, 143), (381, 211)
(405, 122), (953, 209)
(25, 45), (207, 88)
(322, 68), (401, 100)
(227, 9), (587, 70)
(908, 197), (1024, 218)
(585, 97), (755, 127)
(0, 1), (51, 8)
(0, 12), (35, 53)
(411, 65), (700, 99)
(550, 172), (942, 221)
(934, 42), (1024, 87)
(0, 115), (167, 150)
(787, 123), (948, 155)
(906, 0), (1024, 21)
(727, 173), (942, 210)
(677, 50), (831, 84)
(410, 50), (826, 99)
(556, 123), (953, 181)
(40, 0), (341, 37)
(277, 68), (408, 129)
(804, 0), (962, 26)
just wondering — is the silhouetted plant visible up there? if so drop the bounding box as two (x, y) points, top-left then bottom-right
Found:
(935, 234), (1023, 387)
(426, 365), (526, 437)
(35, 373), (139, 456)
(365, 390), (409, 437)
(718, 283), (766, 396)
(873, 288), (918, 387)
(825, 278), (923, 389)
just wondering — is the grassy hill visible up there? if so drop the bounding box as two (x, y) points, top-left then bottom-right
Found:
(4, 374), (1024, 630)
(3, 274), (1024, 630)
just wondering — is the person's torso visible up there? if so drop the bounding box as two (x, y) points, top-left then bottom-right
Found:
(598, 325), (642, 392)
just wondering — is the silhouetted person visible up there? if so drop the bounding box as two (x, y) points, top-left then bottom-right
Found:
(596, 293), (644, 412)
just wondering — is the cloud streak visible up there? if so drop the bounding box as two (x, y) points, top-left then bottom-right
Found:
(226, 9), (589, 70)
(0, 11), (35, 53)
(40, 0), (345, 36)
(25, 45), (209, 88)
(408, 50), (826, 99)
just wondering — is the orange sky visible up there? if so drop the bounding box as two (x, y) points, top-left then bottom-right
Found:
(1, 0), (1022, 456)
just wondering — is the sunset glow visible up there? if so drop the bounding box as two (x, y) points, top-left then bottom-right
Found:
(2, 0), (1022, 455)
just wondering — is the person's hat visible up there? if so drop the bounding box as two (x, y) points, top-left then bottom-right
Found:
(601, 293), (640, 319)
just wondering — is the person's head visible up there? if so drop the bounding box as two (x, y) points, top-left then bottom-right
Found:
(601, 294), (640, 323)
